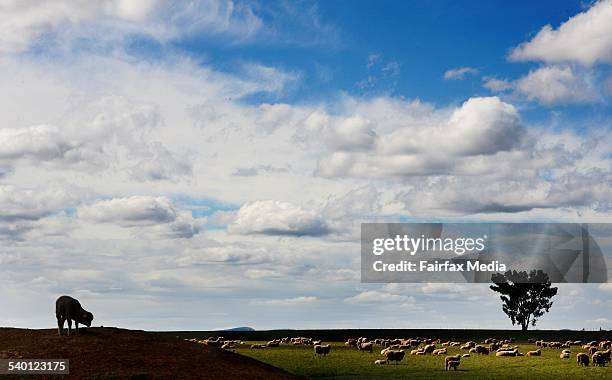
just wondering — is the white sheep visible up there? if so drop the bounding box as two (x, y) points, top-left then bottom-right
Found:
(314, 344), (331, 357)
(384, 350), (405, 364)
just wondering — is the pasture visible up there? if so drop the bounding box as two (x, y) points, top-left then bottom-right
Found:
(234, 340), (611, 379)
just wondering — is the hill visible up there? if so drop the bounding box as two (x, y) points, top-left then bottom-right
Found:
(0, 327), (298, 380)
(225, 326), (256, 332)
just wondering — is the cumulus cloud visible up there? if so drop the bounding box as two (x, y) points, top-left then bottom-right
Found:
(0, 94), (193, 182)
(79, 196), (178, 224)
(78, 196), (199, 238)
(443, 67), (478, 80)
(314, 96), (526, 178)
(514, 66), (599, 105)
(485, 66), (600, 105)
(229, 200), (330, 237)
(297, 112), (377, 152)
(0, 184), (84, 223)
(509, 0), (612, 66)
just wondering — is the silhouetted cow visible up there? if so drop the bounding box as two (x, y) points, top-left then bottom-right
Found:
(56, 295), (94, 336)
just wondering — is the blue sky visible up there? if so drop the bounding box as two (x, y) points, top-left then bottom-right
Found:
(153, 1), (609, 116)
(0, 0), (611, 331)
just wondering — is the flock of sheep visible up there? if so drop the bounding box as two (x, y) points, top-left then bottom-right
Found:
(186, 335), (612, 371)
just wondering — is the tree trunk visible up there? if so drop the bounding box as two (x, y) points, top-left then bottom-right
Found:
(521, 323), (528, 332)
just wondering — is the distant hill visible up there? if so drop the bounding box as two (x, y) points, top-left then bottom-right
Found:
(225, 326), (255, 332)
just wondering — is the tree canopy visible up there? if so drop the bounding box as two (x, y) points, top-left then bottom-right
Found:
(490, 270), (558, 331)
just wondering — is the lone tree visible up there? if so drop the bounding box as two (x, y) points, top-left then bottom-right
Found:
(490, 270), (558, 332)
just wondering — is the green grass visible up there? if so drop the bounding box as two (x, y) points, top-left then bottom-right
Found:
(234, 342), (611, 379)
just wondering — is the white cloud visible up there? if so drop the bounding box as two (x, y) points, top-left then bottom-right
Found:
(509, 0), (612, 66)
(443, 67), (478, 80)
(484, 66), (601, 105)
(0, 184), (82, 222)
(0, 124), (67, 160)
(238, 63), (301, 96)
(315, 96), (526, 178)
(78, 196), (200, 238)
(229, 200), (330, 236)
(515, 66), (599, 105)
(482, 77), (513, 92)
(79, 196), (178, 225)
(0, 0), (263, 53)
(252, 296), (318, 305)
(382, 62), (400, 77)
(345, 290), (412, 304)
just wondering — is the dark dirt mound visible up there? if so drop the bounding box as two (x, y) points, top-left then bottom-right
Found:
(0, 327), (300, 380)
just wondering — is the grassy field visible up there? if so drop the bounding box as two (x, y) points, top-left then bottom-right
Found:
(234, 341), (611, 380)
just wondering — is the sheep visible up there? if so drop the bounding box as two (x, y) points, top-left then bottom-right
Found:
(474, 345), (490, 355)
(312, 340), (322, 346)
(588, 346), (599, 355)
(422, 344), (436, 354)
(250, 344), (267, 349)
(415, 351), (426, 356)
(384, 350), (405, 364)
(374, 359), (387, 365)
(597, 349), (611, 363)
(433, 348), (447, 355)
(496, 349), (518, 357)
(358, 342), (373, 353)
(221, 343), (235, 350)
(314, 344), (331, 357)
(345, 339), (357, 347)
(560, 352), (570, 359)
(592, 352), (606, 367)
(576, 352), (589, 366)
(445, 355), (461, 367)
(267, 340), (280, 347)
(410, 349), (423, 355)
(446, 360), (460, 371)
(526, 349), (541, 357)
